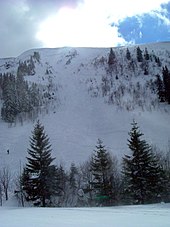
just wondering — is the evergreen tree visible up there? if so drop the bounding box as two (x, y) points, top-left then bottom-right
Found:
(126, 48), (131, 61)
(155, 74), (165, 102)
(162, 149), (170, 202)
(22, 120), (57, 207)
(1, 72), (41, 123)
(1, 74), (17, 123)
(108, 48), (116, 66)
(33, 51), (40, 63)
(66, 162), (79, 206)
(136, 46), (143, 62)
(154, 56), (162, 67)
(28, 56), (35, 75)
(122, 121), (165, 204)
(144, 66), (149, 75)
(90, 139), (113, 206)
(56, 165), (67, 196)
(162, 66), (170, 104)
(69, 163), (78, 194)
(144, 48), (150, 61)
(54, 165), (68, 206)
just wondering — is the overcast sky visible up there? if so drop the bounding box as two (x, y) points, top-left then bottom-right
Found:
(0, 0), (170, 58)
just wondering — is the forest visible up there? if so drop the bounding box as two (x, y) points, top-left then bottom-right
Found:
(0, 120), (167, 207)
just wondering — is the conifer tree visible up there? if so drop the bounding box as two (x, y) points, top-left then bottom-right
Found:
(22, 120), (57, 207)
(1, 74), (17, 123)
(1, 72), (41, 123)
(162, 66), (170, 104)
(162, 149), (170, 202)
(155, 74), (165, 102)
(108, 48), (116, 66)
(69, 163), (78, 194)
(126, 48), (131, 61)
(136, 46), (143, 62)
(66, 163), (79, 206)
(144, 48), (150, 61)
(122, 121), (164, 204)
(90, 139), (113, 206)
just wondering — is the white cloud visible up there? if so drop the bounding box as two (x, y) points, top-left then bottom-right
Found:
(0, 0), (169, 57)
(36, 6), (126, 48)
(36, 0), (170, 48)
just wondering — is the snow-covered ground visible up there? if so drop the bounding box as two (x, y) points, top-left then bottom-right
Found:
(0, 203), (170, 227)
(0, 43), (170, 226)
(0, 43), (170, 172)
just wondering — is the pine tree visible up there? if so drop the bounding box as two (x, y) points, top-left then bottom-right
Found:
(22, 120), (57, 207)
(122, 121), (164, 204)
(90, 139), (113, 206)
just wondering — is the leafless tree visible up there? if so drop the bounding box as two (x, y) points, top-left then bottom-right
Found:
(0, 166), (11, 201)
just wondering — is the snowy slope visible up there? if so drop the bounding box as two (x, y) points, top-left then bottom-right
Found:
(0, 42), (170, 174)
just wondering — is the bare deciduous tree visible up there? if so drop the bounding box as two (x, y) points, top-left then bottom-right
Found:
(0, 166), (11, 201)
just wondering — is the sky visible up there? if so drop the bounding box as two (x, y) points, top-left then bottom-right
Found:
(0, 0), (170, 58)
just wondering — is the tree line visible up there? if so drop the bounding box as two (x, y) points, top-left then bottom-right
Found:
(0, 72), (57, 124)
(0, 72), (40, 123)
(12, 120), (170, 207)
(89, 46), (170, 112)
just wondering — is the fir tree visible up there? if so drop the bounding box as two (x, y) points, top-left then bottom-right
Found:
(136, 46), (143, 62)
(1, 72), (41, 123)
(154, 56), (162, 67)
(1, 74), (17, 123)
(162, 66), (170, 104)
(155, 74), (165, 102)
(122, 121), (165, 204)
(22, 120), (57, 207)
(33, 51), (40, 63)
(69, 163), (78, 194)
(126, 48), (131, 61)
(67, 162), (79, 206)
(162, 149), (170, 202)
(108, 48), (116, 66)
(90, 139), (113, 206)
(144, 48), (150, 61)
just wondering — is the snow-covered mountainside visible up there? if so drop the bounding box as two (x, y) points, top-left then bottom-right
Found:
(0, 42), (170, 171)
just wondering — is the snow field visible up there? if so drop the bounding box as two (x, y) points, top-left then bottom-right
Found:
(0, 203), (170, 227)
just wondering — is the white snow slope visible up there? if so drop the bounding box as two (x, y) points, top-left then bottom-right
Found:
(0, 42), (170, 173)
(0, 203), (170, 227)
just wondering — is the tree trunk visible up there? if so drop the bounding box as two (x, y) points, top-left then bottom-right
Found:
(42, 196), (46, 207)
(5, 188), (8, 201)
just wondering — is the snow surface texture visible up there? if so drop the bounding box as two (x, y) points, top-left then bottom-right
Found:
(0, 203), (170, 227)
(0, 43), (170, 173)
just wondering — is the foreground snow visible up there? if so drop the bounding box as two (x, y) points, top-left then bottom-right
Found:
(0, 203), (170, 227)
